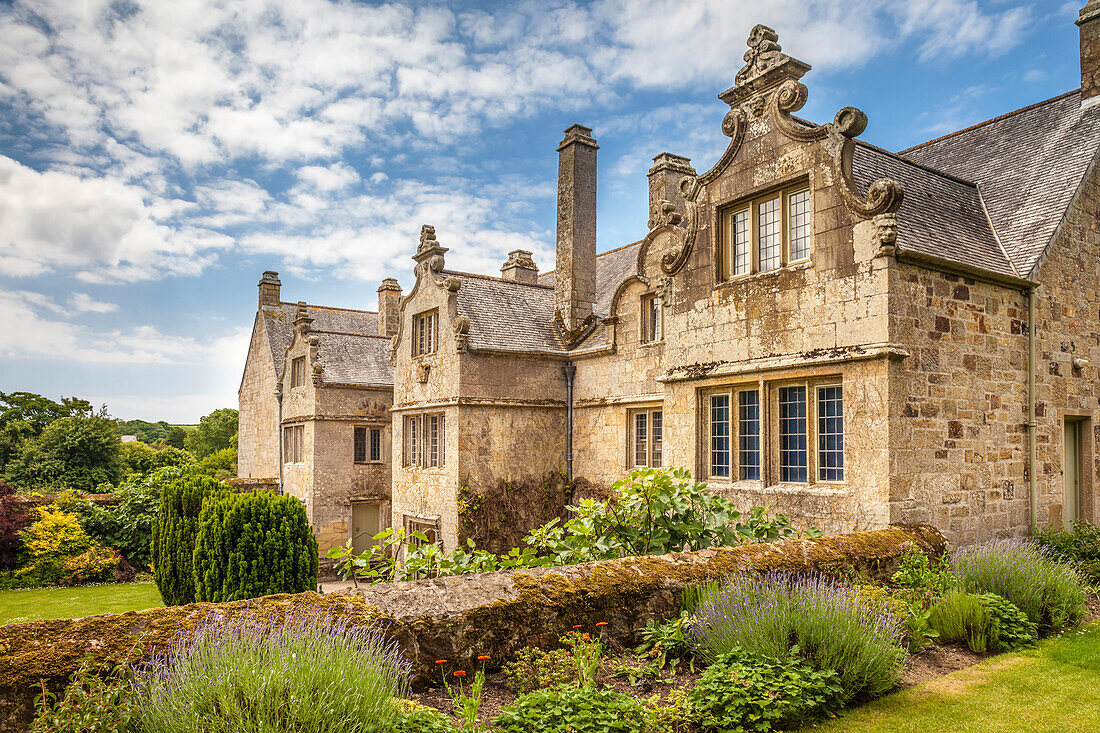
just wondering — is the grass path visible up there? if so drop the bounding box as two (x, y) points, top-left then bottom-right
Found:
(808, 622), (1100, 732)
(0, 582), (163, 625)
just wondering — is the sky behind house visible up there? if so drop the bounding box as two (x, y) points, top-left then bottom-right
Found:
(0, 0), (1084, 423)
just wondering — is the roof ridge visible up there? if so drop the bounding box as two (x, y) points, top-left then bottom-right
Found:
(312, 329), (390, 339)
(855, 139), (979, 188)
(444, 270), (555, 289)
(900, 89), (1080, 155)
(279, 301), (378, 316)
(540, 239), (644, 279)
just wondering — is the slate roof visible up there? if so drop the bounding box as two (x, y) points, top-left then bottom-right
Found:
(537, 240), (643, 318)
(851, 142), (1014, 277)
(901, 90), (1100, 276)
(261, 303), (392, 386)
(447, 272), (564, 354)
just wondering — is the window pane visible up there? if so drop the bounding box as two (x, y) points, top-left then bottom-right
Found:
(731, 208), (750, 275)
(738, 390), (760, 480)
(369, 428), (382, 462)
(818, 386), (844, 481)
(651, 411), (663, 467)
(788, 189), (811, 260)
(710, 395), (730, 478)
(429, 415), (440, 467)
(634, 412), (648, 466)
(779, 386), (807, 482)
(354, 427), (367, 463)
(758, 196), (782, 271)
(439, 415), (445, 466)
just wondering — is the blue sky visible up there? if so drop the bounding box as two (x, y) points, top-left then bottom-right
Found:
(0, 0), (1084, 423)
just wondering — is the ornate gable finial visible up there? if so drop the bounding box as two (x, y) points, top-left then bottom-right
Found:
(418, 224), (438, 254)
(292, 300), (313, 335)
(720, 24), (810, 109)
(412, 223), (448, 280)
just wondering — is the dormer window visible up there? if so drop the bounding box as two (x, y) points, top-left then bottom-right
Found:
(412, 310), (438, 357)
(641, 294), (663, 343)
(720, 182), (811, 280)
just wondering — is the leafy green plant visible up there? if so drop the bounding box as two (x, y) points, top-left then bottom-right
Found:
(31, 658), (139, 733)
(688, 647), (842, 733)
(927, 591), (996, 653)
(563, 627), (603, 689)
(853, 584), (938, 652)
(59, 545), (120, 585)
(493, 685), (651, 733)
(83, 466), (190, 568)
(682, 579), (723, 615)
(503, 646), (577, 694)
(1035, 520), (1100, 584)
(979, 593), (1038, 652)
(388, 699), (458, 733)
(636, 614), (693, 671)
(891, 548), (955, 594)
(439, 656), (491, 730)
(952, 539), (1088, 632)
(16, 506), (98, 586)
(691, 572), (907, 702)
(192, 490), (318, 602)
(151, 474), (223, 605)
(136, 608), (410, 733)
(610, 659), (661, 686)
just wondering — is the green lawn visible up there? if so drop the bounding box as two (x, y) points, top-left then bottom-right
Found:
(808, 622), (1100, 733)
(0, 582), (163, 625)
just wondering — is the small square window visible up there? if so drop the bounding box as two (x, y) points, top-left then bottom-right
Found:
(631, 409), (663, 467)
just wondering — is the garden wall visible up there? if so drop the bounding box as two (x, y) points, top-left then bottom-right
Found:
(0, 524), (946, 731)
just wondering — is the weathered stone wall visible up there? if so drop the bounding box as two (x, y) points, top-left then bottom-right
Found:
(0, 525), (946, 731)
(237, 311), (280, 479)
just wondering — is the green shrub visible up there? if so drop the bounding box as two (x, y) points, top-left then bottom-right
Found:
(952, 539), (1088, 632)
(504, 646), (578, 693)
(980, 593), (1038, 652)
(16, 506), (96, 586)
(388, 699), (457, 732)
(194, 446), (237, 479)
(137, 609), (410, 733)
(891, 548), (955, 595)
(59, 545), (120, 585)
(1035, 520), (1100, 584)
(927, 591), (996, 653)
(84, 466), (190, 568)
(31, 659), (138, 733)
(691, 573), (907, 703)
(151, 474), (223, 605)
(493, 685), (651, 733)
(5, 415), (122, 492)
(118, 441), (195, 476)
(688, 648), (842, 732)
(192, 490), (318, 602)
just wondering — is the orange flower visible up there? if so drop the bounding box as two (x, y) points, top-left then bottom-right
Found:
(567, 630), (575, 635)
(435, 659), (448, 664)
(582, 634), (590, 641)
(478, 655), (490, 660)
(572, 624), (583, 629)
(595, 622), (608, 627)
(453, 670), (466, 677)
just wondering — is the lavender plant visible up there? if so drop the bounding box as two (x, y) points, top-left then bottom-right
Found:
(136, 607), (411, 733)
(951, 539), (1087, 632)
(690, 572), (907, 702)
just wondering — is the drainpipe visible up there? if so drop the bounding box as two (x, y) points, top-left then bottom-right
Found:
(563, 362), (576, 480)
(1027, 287), (1038, 532)
(276, 387), (285, 495)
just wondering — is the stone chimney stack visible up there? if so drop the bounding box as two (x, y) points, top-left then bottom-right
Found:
(555, 124), (598, 333)
(647, 153), (696, 229)
(1080, 1), (1100, 104)
(501, 249), (539, 284)
(377, 278), (402, 337)
(258, 271), (281, 309)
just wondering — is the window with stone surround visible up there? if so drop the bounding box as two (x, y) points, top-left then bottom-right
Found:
(283, 424), (304, 464)
(630, 408), (663, 467)
(403, 413), (445, 468)
(290, 356), (306, 388)
(719, 181), (812, 280)
(641, 294), (663, 343)
(705, 380), (842, 485)
(354, 426), (384, 464)
(404, 514), (442, 553)
(412, 310), (438, 357)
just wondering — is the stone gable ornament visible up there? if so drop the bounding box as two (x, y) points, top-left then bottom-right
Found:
(736, 24), (786, 85)
(648, 199), (684, 231)
(416, 362), (431, 383)
(413, 223), (448, 281)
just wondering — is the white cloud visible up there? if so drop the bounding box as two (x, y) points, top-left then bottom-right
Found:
(0, 156), (229, 282)
(70, 293), (118, 313)
(894, 0), (1031, 63)
(0, 289), (249, 366)
(296, 163), (360, 192)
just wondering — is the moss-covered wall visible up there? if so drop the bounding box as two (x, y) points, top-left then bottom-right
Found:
(0, 525), (945, 731)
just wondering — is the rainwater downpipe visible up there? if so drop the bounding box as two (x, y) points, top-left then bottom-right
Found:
(564, 362), (576, 481)
(1028, 286), (1038, 532)
(276, 387), (285, 495)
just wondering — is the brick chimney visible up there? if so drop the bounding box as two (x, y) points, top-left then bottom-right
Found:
(1080, 1), (1100, 104)
(501, 249), (539, 284)
(258, 271), (281, 309)
(647, 153), (696, 229)
(377, 278), (402, 337)
(555, 124), (598, 332)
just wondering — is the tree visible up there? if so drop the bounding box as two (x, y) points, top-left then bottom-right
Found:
(163, 427), (187, 449)
(4, 416), (122, 492)
(195, 446), (237, 480)
(152, 475), (224, 605)
(114, 419), (171, 444)
(118, 442), (195, 477)
(0, 392), (94, 471)
(184, 408), (238, 459)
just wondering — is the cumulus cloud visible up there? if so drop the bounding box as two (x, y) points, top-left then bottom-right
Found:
(70, 293), (118, 314)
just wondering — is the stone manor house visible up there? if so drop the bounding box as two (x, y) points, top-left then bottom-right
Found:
(239, 5), (1100, 557)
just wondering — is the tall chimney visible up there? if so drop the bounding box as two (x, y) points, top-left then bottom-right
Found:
(1080, 1), (1100, 105)
(555, 124), (598, 332)
(501, 249), (539, 284)
(647, 153), (696, 228)
(377, 278), (402, 337)
(258, 271), (281, 309)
